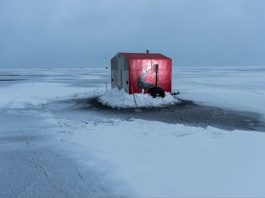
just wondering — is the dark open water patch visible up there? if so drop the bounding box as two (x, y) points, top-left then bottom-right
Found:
(0, 79), (25, 82)
(67, 97), (265, 132)
(0, 74), (20, 77)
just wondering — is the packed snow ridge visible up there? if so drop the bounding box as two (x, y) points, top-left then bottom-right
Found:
(98, 88), (179, 108)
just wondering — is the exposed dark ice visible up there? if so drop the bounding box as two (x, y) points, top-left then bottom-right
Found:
(57, 97), (265, 132)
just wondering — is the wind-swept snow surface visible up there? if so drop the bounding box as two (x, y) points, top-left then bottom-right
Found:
(53, 118), (265, 197)
(1, 67), (265, 197)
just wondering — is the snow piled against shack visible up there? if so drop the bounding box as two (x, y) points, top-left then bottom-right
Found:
(98, 88), (179, 108)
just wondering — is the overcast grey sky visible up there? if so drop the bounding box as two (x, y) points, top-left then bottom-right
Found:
(0, 0), (265, 68)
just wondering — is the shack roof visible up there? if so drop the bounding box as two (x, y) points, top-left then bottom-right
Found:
(119, 52), (171, 60)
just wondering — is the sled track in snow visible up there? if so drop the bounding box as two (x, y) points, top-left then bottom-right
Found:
(62, 97), (265, 132)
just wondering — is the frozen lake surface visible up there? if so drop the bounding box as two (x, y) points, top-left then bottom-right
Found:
(1, 66), (265, 197)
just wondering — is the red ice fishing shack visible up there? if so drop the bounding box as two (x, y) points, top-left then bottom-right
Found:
(111, 51), (172, 97)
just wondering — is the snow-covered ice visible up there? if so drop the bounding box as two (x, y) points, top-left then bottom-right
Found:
(53, 118), (265, 197)
(174, 66), (265, 117)
(1, 66), (265, 197)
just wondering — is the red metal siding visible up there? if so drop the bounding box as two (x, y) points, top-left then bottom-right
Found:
(128, 58), (172, 94)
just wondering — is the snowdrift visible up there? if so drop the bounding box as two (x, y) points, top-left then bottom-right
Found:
(98, 88), (179, 108)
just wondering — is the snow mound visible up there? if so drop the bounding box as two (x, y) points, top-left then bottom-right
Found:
(98, 88), (179, 108)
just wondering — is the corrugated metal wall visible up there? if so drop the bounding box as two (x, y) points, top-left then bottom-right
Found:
(111, 53), (129, 92)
